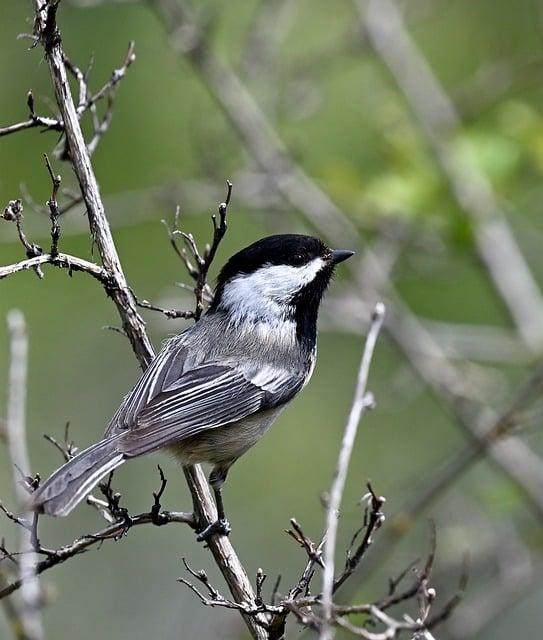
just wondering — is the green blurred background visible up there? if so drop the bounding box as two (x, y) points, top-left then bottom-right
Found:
(1, 1), (543, 638)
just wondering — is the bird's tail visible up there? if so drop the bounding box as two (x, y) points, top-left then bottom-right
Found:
(31, 435), (125, 517)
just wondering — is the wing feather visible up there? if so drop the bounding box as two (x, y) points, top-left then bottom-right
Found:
(118, 366), (266, 456)
(105, 337), (307, 458)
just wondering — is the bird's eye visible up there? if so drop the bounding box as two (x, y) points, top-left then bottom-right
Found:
(292, 253), (305, 266)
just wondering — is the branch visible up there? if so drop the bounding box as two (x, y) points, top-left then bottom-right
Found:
(82, 41), (136, 110)
(177, 501), (463, 639)
(2, 199), (44, 278)
(193, 179), (231, 319)
(338, 358), (543, 605)
(43, 154), (61, 256)
(155, 182), (232, 320)
(0, 506), (194, 601)
(5, 311), (43, 640)
(182, 465), (270, 637)
(320, 303), (385, 640)
(0, 90), (63, 138)
(332, 484), (385, 594)
(23, 6), (270, 639)
(0, 253), (109, 284)
(33, 0), (154, 368)
(0, 459), (194, 601)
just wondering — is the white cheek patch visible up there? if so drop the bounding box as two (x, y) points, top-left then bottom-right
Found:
(219, 257), (325, 322)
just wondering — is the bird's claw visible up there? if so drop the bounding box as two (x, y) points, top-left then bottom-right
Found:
(196, 518), (231, 542)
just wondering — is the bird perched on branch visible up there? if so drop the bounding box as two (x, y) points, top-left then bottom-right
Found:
(32, 234), (354, 540)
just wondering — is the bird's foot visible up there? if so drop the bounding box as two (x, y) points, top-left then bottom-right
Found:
(196, 518), (231, 542)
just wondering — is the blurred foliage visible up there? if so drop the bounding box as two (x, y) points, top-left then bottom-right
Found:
(1, 1), (543, 639)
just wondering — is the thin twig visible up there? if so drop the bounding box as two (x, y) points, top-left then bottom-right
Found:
(0, 253), (110, 284)
(0, 90), (62, 138)
(0, 507), (195, 601)
(333, 484), (385, 593)
(2, 199), (44, 278)
(43, 154), (61, 256)
(320, 303), (385, 640)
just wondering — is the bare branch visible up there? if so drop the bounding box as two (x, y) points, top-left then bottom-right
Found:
(2, 199), (44, 278)
(22, 7), (269, 638)
(158, 181), (232, 320)
(43, 154), (61, 256)
(136, 297), (195, 320)
(0, 252), (109, 284)
(0, 506), (194, 601)
(6, 310), (43, 640)
(320, 303), (385, 640)
(286, 519), (325, 569)
(0, 90), (63, 138)
(193, 179), (231, 319)
(83, 41), (136, 111)
(333, 484), (385, 593)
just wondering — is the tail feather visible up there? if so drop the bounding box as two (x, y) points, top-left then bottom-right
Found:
(32, 435), (125, 517)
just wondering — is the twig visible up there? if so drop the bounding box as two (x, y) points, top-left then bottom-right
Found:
(2, 199), (44, 278)
(0, 507), (195, 601)
(43, 154), (61, 256)
(193, 179), (231, 319)
(83, 41), (136, 110)
(6, 310), (43, 640)
(286, 519), (324, 569)
(136, 297), (194, 320)
(0, 252), (110, 284)
(333, 484), (385, 593)
(0, 90), (63, 138)
(160, 181), (232, 319)
(320, 303), (385, 640)
(43, 422), (77, 463)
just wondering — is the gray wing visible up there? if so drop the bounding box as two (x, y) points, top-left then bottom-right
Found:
(105, 339), (306, 457)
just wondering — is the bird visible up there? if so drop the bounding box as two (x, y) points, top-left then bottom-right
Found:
(31, 234), (354, 540)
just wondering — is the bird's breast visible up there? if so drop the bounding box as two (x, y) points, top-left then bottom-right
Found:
(169, 406), (286, 466)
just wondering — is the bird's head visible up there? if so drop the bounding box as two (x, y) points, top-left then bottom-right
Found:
(209, 234), (354, 345)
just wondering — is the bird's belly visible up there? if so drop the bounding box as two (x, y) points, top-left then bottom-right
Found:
(169, 406), (285, 466)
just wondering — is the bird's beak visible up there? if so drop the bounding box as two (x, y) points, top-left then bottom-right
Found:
(331, 249), (355, 265)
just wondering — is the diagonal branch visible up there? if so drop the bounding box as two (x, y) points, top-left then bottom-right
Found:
(32, 0), (154, 367)
(27, 4), (268, 639)
(361, 0), (543, 351)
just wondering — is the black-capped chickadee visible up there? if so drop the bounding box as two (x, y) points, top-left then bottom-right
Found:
(32, 234), (354, 539)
